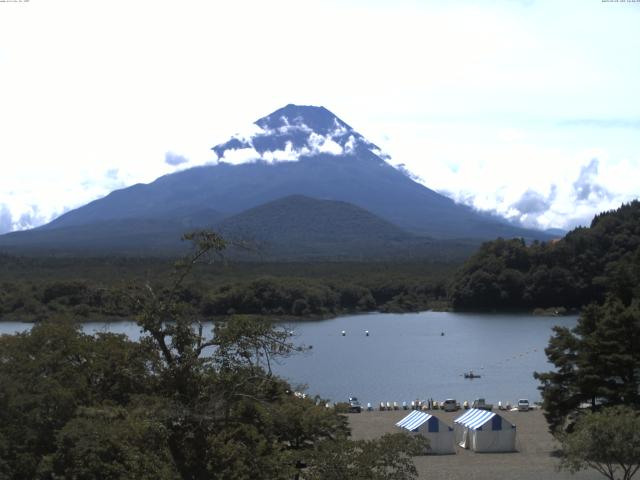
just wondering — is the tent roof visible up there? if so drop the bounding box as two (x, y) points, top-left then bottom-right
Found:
(454, 408), (497, 430)
(396, 410), (434, 431)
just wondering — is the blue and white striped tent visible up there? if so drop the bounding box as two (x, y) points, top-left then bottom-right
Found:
(453, 408), (516, 452)
(396, 410), (455, 454)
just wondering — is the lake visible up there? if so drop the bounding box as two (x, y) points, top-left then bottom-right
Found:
(0, 311), (577, 406)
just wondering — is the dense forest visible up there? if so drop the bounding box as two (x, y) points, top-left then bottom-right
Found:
(0, 255), (454, 322)
(4, 201), (640, 321)
(449, 201), (640, 311)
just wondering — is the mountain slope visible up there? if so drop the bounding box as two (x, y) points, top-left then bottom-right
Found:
(218, 195), (410, 241)
(215, 195), (417, 259)
(0, 104), (553, 256)
(0, 214), (223, 255)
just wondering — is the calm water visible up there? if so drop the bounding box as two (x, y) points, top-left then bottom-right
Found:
(0, 311), (577, 405)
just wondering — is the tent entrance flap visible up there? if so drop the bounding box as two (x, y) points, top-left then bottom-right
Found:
(460, 429), (468, 449)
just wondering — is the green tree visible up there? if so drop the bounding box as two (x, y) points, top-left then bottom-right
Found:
(132, 233), (287, 478)
(535, 297), (640, 432)
(304, 433), (428, 480)
(40, 405), (178, 480)
(559, 406), (640, 480)
(132, 231), (353, 479)
(0, 320), (156, 479)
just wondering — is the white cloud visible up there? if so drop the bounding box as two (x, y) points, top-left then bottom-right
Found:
(217, 147), (263, 165)
(0, 204), (12, 234)
(262, 142), (300, 163)
(344, 135), (357, 154)
(370, 146), (391, 161)
(213, 120), (359, 165)
(276, 117), (313, 134)
(307, 132), (343, 156)
(165, 152), (189, 167)
(331, 118), (349, 136)
(374, 117), (640, 230)
(232, 123), (271, 143)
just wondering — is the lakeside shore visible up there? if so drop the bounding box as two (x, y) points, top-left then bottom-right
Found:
(347, 408), (601, 480)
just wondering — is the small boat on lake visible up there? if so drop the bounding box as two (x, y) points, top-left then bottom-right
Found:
(464, 371), (481, 379)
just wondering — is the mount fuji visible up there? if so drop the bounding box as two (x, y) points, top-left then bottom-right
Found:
(0, 104), (553, 257)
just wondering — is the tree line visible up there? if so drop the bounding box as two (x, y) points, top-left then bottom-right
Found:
(450, 201), (640, 311)
(0, 264), (452, 322)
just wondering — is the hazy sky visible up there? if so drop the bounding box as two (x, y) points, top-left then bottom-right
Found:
(1, 0), (639, 233)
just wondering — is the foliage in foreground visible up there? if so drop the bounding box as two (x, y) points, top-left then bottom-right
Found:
(304, 433), (428, 480)
(535, 297), (640, 433)
(0, 232), (425, 479)
(558, 406), (640, 480)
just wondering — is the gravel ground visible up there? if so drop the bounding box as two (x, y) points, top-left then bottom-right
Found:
(347, 408), (602, 480)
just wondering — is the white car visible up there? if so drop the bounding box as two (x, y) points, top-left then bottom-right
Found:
(517, 399), (530, 411)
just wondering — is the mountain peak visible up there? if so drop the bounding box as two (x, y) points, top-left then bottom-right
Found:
(211, 104), (387, 165)
(255, 104), (353, 135)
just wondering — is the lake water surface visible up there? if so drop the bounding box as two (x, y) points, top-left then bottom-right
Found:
(0, 311), (577, 406)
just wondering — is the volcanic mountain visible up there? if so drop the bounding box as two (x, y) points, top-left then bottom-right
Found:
(0, 104), (553, 257)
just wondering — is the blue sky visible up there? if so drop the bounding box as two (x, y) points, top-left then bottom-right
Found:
(0, 0), (639, 233)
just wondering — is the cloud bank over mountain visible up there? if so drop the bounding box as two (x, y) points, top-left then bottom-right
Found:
(431, 154), (636, 231)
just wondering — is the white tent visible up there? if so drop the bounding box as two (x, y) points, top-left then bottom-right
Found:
(396, 410), (455, 454)
(453, 408), (516, 452)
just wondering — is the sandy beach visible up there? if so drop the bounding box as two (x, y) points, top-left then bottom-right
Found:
(347, 408), (602, 480)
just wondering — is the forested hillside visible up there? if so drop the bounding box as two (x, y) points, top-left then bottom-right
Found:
(450, 201), (640, 310)
(0, 256), (454, 322)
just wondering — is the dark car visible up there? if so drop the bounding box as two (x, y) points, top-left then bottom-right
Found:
(348, 396), (362, 413)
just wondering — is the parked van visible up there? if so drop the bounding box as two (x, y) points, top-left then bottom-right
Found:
(517, 399), (530, 411)
(442, 399), (459, 412)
